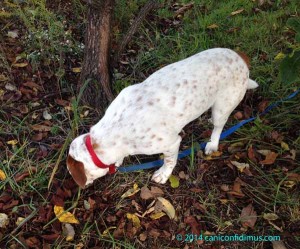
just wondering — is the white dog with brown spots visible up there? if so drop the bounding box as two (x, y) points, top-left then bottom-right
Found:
(67, 48), (258, 188)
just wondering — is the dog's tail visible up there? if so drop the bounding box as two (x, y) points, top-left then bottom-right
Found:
(247, 79), (259, 89)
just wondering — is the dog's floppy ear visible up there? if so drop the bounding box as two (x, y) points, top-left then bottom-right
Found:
(236, 51), (250, 68)
(67, 155), (87, 188)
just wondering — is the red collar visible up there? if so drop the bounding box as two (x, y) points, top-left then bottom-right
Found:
(85, 135), (116, 174)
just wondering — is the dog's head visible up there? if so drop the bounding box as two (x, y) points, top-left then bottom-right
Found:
(66, 134), (110, 188)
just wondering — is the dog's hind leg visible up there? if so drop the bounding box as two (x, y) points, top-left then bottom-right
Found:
(205, 94), (244, 155)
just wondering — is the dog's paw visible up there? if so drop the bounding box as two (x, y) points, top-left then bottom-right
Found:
(205, 141), (218, 155)
(151, 167), (171, 184)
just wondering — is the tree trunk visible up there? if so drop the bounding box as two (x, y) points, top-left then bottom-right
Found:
(79, 0), (115, 112)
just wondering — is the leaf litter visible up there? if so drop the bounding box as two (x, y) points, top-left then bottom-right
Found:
(0, 1), (299, 248)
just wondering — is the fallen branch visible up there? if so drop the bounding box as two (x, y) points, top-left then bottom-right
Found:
(113, 0), (160, 64)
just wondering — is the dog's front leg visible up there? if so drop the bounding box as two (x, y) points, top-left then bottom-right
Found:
(151, 136), (182, 184)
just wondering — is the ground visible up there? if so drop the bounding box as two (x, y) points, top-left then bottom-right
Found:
(0, 0), (300, 248)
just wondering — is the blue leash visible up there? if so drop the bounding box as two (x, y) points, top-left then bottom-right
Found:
(118, 88), (300, 173)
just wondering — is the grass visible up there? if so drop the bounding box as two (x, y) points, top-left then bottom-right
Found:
(0, 0), (300, 248)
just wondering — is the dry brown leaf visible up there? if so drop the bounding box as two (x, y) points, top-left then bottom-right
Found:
(31, 124), (52, 132)
(228, 178), (245, 197)
(12, 62), (28, 68)
(150, 186), (164, 197)
(184, 216), (201, 234)
(139, 232), (147, 241)
(247, 146), (257, 162)
(174, 2), (194, 16)
(234, 111), (243, 120)
(287, 172), (300, 182)
(140, 186), (153, 200)
(25, 237), (41, 248)
(231, 8), (244, 16)
(260, 151), (278, 165)
(207, 23), (219, 29)
(14, 167), (37, 182)
(240, 204), (257, 229)
(271, 241), (287, 249)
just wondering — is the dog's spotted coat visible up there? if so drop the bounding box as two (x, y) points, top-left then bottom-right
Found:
(67, 48), (258, 188)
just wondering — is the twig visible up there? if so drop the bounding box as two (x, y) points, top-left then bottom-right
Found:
(113, 0), (160, 64)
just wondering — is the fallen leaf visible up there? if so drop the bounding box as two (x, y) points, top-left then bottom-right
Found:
(72, 67), (82, 73)
(287, 172), (300, 182)
(25, 237), (41, 248)
(228, 178), (245, 197)
(231, 161), (250, 172)
(139, 232), (147, 241)
(0, 213), (9, 228)
(140, 186), (153, 200)
(32, 133), (44, 141)
(247, 146), (257, 162)
(179, 171), (189, 179)
(40, 233), (60, 241)
(280, 141), (289, 151)
(106, 214), (117, 223)
(283, 181), (296, 188)
(150, 211), (166, 220)
(31, 124), (52, 132)
(54, 206), (79, 224)
(7, 30), (18, 38)
(231, 8), (244, 16)
(184, 216), (201, 235)
(121, 183), (140, 198)
(156, 197), (175, 219)
(234, 111), (243, 119)
(260, 151), (278, 165)
(43, 110), (52, 120)
(228, 142), (244, 153)
(14, 167), (37, 182)
(272, 241), (287, 249)
(0, 170), (6, 181)
(23, 81), (43, 91)
(274, 52), (285, 61)
(5, 83), (17, 91)
(174, 2), (194, 16)
(207, 23), (219, 29)
(126, 213), (141, 228)
(102, 226), (117, 236)
(16, 217), (25, 226)
(263, 213), (279, 221)
(12, 62), (28, 68)
(220, 184), (230, 192)
(7, 139), (18, 145)
(258, 100), (269, 112)
(150, 186), (164, 197)
(169, 174), (179, 188)
(63, 223), (75, 241)
(142, 206), (155, 217)
(0, 74), (9, 81)
(204, 151), (222, 160)
(240, 204), (257, 229)
(18, 105), (29, 114)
